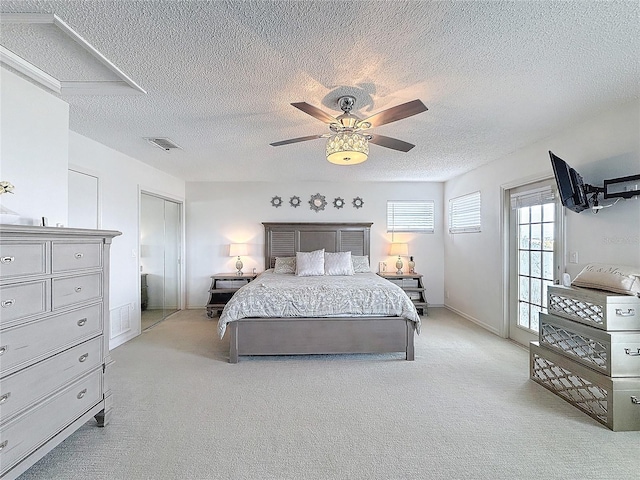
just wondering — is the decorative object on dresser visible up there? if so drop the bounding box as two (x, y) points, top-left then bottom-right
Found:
(0, 181), (19, 225)
(530, 284), (640, 431)
(0, 225), (120, 479)
(352, 197), (364, 209)
(408, 256), (415, 274)
(378, 272), (428, 315)
(229, 243), (248, 276)
(333, 197), (345, 209)
(389, 242), (408, 274)
(206, 273), (256, 318)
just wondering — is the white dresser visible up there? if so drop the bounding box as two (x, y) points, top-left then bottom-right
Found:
(530, 285), (640, 431)
(0, 225), (120, 479)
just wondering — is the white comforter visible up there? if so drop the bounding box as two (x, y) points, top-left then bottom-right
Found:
(218, 270), (420, 338)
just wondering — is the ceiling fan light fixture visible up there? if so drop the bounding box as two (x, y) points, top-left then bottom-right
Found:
(326, 132), (369, 165)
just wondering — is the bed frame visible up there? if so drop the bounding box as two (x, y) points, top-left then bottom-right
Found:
(227, 222), (416, 363)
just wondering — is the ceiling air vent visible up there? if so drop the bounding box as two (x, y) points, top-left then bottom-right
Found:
(144, 137), (182, 152)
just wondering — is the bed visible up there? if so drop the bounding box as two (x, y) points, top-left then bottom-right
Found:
(218, 222), (420, 363)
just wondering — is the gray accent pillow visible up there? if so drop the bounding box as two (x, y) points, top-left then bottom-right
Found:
(351, 255), (371, 273)
(273, 256), (296, 274)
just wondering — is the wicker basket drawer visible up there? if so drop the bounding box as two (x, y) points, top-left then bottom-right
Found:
(52, 242), (102, 273)
(547, 285), (640, 331)
(539, 313), (640, 377)
(52, 273), (102, 310)
(0, 368), (102, 476)
(530, 341), (640, 431)
(0, 303), (102, 377)
(0, 280), (49, 326)
(0, 337), (102, 422)
(0, 242), (48, 280)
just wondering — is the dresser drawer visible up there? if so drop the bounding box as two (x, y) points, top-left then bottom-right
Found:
(539, 313), (640, 377)
(52, 242), (102, 273)
(0, 280), (49, 326)
(52, 273), (102, 310)
(548, 285), (640, 331)
(0, 369), (102, 476)
(0, 242), (48, 280)
(0, 304), (103, 377)
(0, 337), (102, 422)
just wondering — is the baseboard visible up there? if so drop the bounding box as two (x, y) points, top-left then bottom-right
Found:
(444, 304), (504, 337)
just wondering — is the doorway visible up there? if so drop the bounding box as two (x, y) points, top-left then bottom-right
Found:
(140, 192), (182, 330)
(507, 179), (564, 345)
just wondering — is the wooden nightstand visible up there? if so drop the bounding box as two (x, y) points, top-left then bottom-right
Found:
(378, 272), (428, 315)
(206, 273), (257, 318)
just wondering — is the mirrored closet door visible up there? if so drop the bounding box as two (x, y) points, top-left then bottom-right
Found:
(140, 192), (182, 330)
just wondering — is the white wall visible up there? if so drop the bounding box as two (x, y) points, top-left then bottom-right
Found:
(1, 69), (186, 349)
(444, 99), (640, 335)
(69, 131), (186, 347)
(0, 68), (69, 225)
(185, 181), (445, 309)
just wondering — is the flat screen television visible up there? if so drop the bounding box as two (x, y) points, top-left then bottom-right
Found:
(549, 151), (590, 213)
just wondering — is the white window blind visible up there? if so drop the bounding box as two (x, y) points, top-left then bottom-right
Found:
(387, 200), (435, 234)
(449, 191), (481, 233)
(510, 185), (555, 209)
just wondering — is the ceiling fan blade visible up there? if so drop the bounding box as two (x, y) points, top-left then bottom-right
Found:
(361, 100), (428, 128)
(291, 102), (338, 124)
(270, 134), (325, 147)
(368, 134), (415, 152)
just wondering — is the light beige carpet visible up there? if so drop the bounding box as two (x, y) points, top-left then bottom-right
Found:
(18, 308), (639, 479)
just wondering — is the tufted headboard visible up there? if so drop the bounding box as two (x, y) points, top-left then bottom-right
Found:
(263, 222), (372, 270)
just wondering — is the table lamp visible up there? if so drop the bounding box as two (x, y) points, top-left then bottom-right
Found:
(229, 243), (248, 275)
(389, 243), (408, 274)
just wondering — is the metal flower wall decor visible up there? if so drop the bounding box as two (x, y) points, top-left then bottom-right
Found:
(269, 193), (363, 211)
(309, 193), (327, 212)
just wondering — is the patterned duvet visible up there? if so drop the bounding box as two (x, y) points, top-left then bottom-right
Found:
(218, 270), (421, 338)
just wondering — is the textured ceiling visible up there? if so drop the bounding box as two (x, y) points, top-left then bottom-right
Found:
(1, 1), (638, 182)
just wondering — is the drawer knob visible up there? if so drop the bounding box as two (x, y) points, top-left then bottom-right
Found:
(77, 317), (88, 327)
(0, 440), (7, 451)
(77, 388), (87, 399)
(0, 392), (10, 405)
(0, 256), (14, 264)
(624, 348), (640, 357)
(75, 286), (83, 293)
(79, 353), (89, 363)
(75, 253), (84, 259)
(0, 345), (6, 356)
(1, 299), (15, 308)
(615, 308), (635, 317)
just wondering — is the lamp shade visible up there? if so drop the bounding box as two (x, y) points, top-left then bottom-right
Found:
(389, 243), (408, 256)
(326, 132), (369, 165)
(229, 243), (248, 257)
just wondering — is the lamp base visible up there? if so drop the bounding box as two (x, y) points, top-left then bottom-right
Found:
(235, 258), (243, 276)
(395, 257), (403, 275)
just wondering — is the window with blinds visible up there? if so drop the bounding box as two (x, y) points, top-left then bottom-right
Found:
(449, 191), (481, 233)
(386, 200), (435, 234)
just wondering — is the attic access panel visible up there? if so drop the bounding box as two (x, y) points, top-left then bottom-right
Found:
(0, 13), (145, 95)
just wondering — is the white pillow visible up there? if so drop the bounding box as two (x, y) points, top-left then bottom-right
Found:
(571, 263), (640, 296)
(273, 257), (296, 274)
(295, 249), (325, 276)
(324, 252), (354, 276)
(351, 255), (370, 273)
